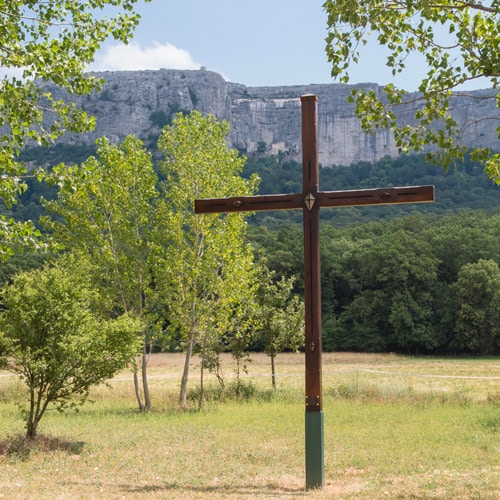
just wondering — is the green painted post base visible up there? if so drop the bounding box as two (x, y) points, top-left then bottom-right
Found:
(305, 410), (325, 489)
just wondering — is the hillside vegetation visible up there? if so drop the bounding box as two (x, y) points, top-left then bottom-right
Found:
(7, 147), (500, 226)
(4, 148), (499, 356)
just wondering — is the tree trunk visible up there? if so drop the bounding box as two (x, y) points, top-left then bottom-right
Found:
(26, 398), (39, 440)
(179, 331), (194, 409)
(199, 354), (205, 410)
(213, 353), (224, 389)
(26, 408), (43, 440)
(26, 418), (39, 440)
(236, 356), (241, 381)
(271, 353), (276, 390)
(133, 362), (145, 411)
(26, 387), (37, 439)
(26, 388), (49, 440)
(141, 344), (151, 411)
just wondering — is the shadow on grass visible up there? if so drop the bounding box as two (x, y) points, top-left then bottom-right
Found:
(0, 434), (85, 461)
(60, 481), (306, 497)
(127, 482), (306, 497)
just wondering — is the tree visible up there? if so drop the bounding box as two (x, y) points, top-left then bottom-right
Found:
(156, 111), (259, 409)
(0, 250), (48, 288)
(0, 255), (140, 439)
(320, 229), (374, 351)
(453, 259), (500, 354)
(339, 221), (440, 353)
(324, 0), (500, 183)
(340, 289), (390, 351)
(44, 136), (159, 411)
(253, 266), (304, 389)
(0, 0), (148, 257)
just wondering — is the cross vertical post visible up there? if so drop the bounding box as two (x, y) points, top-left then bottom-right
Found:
(301, 95), (324, 489)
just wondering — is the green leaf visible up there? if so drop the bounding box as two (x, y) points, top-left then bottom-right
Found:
(324, 0), (500, 184)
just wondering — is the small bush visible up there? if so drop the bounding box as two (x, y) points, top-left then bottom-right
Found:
(225, 380), (257, 401)
(187, 385), (224, 406)
(186, 380), (275, 406)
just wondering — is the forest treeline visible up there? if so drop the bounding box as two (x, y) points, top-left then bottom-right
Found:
(243, 153), (500, 226)
(249, 211), (499, 355)
(243, 154), (499, 355)
(6, 145), (500, 226)
(3, 147), (500, 356)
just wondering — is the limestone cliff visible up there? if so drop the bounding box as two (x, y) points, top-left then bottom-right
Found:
(40, 68), (500, 166)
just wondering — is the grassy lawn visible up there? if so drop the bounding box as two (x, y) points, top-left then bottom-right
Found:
(0, 353), (499, 498)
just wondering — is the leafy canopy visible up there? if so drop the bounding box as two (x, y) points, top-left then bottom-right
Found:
(324, 0), (500, 183)
(0, 0), (148, 258)
(0, 255), (141, 438)
(453, 258), (500, 354)
(44, 135), (159, 411)
(45, 135), (158, 317)
(254, 267), (304, 359)
(157, 111), (259, 345)
(157, 111), (259, 407)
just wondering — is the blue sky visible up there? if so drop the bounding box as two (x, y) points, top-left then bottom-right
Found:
(91, 0), (424, 90)
(91, 0), (488, 91)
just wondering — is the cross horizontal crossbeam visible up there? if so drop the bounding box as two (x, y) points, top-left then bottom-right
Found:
(195, 185), (434, 214)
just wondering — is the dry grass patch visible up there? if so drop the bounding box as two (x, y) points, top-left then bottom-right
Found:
(0, 353), (498, 498)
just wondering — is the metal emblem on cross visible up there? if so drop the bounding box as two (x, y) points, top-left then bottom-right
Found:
(195, 95), (435, 490)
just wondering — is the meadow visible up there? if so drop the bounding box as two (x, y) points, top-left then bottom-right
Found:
(0, 353), (499, 499)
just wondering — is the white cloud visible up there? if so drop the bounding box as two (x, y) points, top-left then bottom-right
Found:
(91, 42), (201, 72)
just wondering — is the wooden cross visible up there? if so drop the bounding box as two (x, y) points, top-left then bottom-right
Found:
(195, 95), (435, 489)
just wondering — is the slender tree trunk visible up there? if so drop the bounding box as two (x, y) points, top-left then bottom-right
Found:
(26, 388), (38, 439)
(236, 356), (241, 382)
(133, 361), (145, 411)
(141, 340), (151, 411)
(213, 353), (224, 389)
(26, 408), (44, 440)
(27, 386), (36, 439)
(180, 294), (198, 409)
(141, 355), (151, 411)
(271, 353), (276, 390)
(199, 353), (205, 410)
(179, 330), (194, 409)
(26, 388), (50, 439)
(26, 418), (38, 440)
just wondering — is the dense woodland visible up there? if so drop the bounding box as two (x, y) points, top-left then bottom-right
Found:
(7, 145), (500, 226)
(3, 146), (500, 356)
(248, 212), (499, 355)
(243, 153), (500, 226)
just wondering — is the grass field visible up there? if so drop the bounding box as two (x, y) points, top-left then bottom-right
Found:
(0, 353), (499, 499)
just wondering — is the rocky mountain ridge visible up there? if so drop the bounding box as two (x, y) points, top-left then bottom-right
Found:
(40, 68), (500, 166)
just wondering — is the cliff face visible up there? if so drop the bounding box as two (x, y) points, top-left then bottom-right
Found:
(40, 68), (500, 166)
